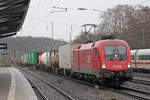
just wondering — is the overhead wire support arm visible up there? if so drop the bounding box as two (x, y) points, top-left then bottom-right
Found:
(53, 6), (67, 9)
(81, 24), (97, 34)
(51, 6), (67, 13)
(92, 9), (105, 12)
(51, 6), (104, 13)
(77, 8), (104, 13)
(77, 8), (88, 10)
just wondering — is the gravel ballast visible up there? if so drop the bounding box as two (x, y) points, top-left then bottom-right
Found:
(16, 65), (136, 100)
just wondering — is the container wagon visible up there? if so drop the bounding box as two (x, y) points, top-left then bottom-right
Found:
(58, 44), (76, 75)
(26, 51), (40, 65)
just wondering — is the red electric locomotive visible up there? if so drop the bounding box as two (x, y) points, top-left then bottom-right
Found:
(73, 39), (132, 85)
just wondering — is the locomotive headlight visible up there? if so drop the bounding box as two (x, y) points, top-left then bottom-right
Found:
(128, 62), (131, 68)
(102, 63), (106, 69)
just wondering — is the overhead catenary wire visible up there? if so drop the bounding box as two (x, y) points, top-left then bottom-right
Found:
(21, 0), (44, 36)
(20, 0), (63, 37)
(42, 0), (63, 21)
(20, 0), (101, 41)
(26, 17), (80, 36)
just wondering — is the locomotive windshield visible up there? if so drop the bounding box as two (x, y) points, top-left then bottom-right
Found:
(104, 45), (127, 61)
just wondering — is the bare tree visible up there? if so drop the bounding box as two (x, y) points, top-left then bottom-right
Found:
(97, 5), (150, 49)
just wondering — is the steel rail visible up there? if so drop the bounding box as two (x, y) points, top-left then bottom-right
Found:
(28, 79), (49, 100)
(130, 79), (150, 86)
(113, 86), (150, 100)
(21, 69), (75, 100)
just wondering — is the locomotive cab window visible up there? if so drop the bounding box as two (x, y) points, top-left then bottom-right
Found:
(95, 48), (100, 58)
(104, 45), (127, 61)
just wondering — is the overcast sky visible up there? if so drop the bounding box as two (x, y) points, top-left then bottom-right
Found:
(17, 0), (150, 41)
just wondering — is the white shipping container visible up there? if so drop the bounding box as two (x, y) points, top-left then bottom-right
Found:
(24, 54), (27, 64)
(40, 52), (50, 65)
(59, 44), (76, 69)
(21, 56), (23, 63)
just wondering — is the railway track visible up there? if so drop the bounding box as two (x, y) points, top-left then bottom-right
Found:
(17, 66), (150, 100)
(52, 73), (96, 87)
(21, 69), (75, 100)
(69, 77), (150, 100)
(134, 72), (150, 79)
(113, 86), (150, 100)
(26, 69), (150, 100)
(122, 79), (150, 100)
(28, 79), (48, 100)
(130, 79), (150, 86)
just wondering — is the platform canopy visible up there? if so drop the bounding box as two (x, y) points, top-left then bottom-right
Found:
(0, 0), (30, 38)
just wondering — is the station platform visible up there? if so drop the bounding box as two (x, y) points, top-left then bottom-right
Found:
(0, 67), (38, 100)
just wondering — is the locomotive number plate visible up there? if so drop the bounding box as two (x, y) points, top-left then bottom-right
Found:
(112, 65), (121, 68)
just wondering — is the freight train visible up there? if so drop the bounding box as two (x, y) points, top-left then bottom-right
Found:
(19, 39), (133, 86)
(131, 49), (150, 72)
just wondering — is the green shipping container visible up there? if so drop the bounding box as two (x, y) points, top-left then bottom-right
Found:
(26, 51), (39, 65)
(26, 52), (30, 64)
